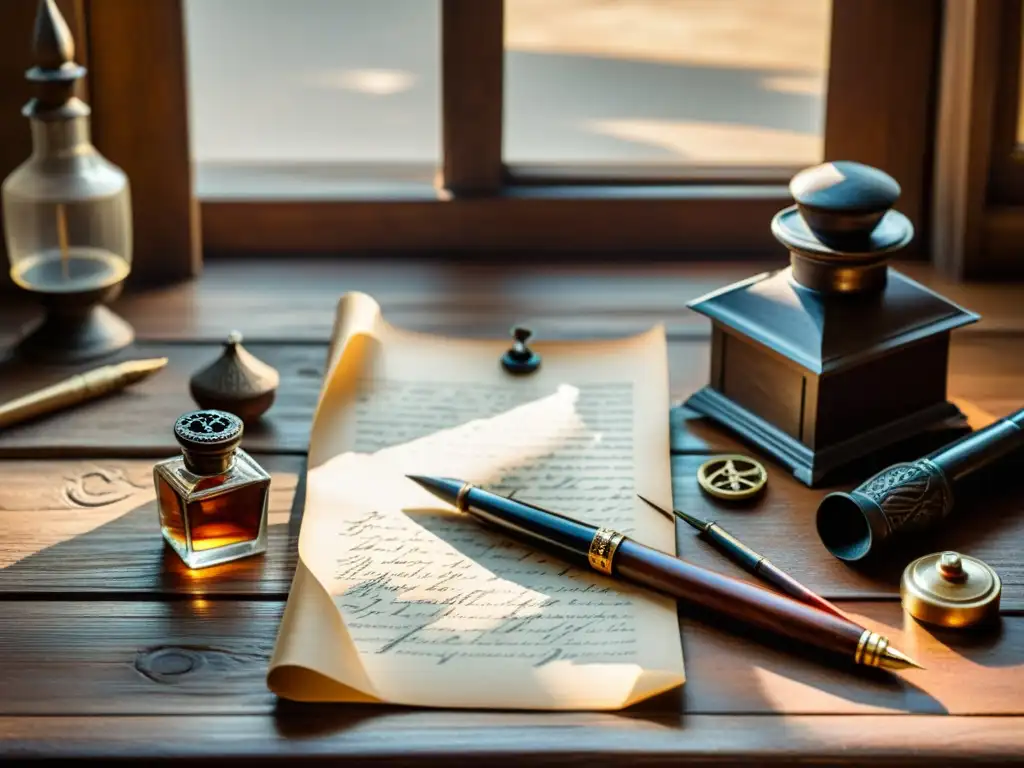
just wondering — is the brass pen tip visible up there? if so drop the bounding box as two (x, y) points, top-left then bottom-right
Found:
(878, 645), (924, 671)
(116, 357), (169, 385)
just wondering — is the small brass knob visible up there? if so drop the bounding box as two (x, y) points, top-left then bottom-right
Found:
(937, 551), (967, 582)
(901, 551), (1001, 628)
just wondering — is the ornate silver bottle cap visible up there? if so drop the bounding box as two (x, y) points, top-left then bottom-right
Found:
(901, 551), (1001, 628)
(173, 409), (244, 475)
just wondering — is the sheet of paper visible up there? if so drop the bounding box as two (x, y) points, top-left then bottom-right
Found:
(267, 292), (684, 709)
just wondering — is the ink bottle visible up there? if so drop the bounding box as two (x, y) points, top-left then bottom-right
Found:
(154, 409), (270, 568)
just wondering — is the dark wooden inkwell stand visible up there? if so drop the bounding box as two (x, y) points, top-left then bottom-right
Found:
(685, 162), (979, 487)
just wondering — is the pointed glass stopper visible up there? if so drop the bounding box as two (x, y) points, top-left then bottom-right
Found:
(25, 0), (86, 116)
(32, 0), (76, 71)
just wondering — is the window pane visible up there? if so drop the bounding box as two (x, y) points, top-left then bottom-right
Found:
(185, 0), (440, 168)
(504, 0), (831, 168)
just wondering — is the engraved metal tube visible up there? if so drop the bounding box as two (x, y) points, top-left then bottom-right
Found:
(817, 408), (1024, 562)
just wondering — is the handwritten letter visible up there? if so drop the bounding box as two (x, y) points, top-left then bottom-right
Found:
(268, 292), (684, 709)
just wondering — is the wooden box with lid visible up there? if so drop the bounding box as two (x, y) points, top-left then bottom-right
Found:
(685, 162), (979, 487)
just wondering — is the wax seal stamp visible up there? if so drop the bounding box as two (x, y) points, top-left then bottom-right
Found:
(901, 551), (1001, 628)
(189, 331), (280, 422)
(501, 326), (541, 374)
(697, 455), (768, 500)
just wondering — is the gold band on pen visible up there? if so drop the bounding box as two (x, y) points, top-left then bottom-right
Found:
(854, 629), (889, 667)
(588, 527), (625, 575)
(455, 482), (473, 512)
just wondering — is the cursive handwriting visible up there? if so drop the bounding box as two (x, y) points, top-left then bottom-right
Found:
(327, 380), (642, 667)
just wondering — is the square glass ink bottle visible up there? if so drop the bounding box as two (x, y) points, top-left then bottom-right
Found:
(154, 409), (270, 569)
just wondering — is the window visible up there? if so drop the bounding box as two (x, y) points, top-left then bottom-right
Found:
(504, 0), (831, 172)
(0, 0), (942, 281)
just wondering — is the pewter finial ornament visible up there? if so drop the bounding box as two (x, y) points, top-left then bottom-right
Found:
(189, 331), (280, 422)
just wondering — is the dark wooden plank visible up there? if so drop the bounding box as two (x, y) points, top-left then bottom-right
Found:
(0, 333), (1020, 527)
(825, 0), (939, 257)
(0, 457), (302, 596)
(0, 338), (717, 457)
(5, 429), (1021, 603)
(441, 0), (503, 195)
(86, 0), (200, 284)
(931, 0), (1003, 278)
(1, 600), (1022, 717)
(983, 0), (1024, 208)
(200, 194), (787, 256)
(2, 260), (1021, 347)
(672, 446), (1024, 609)
(3, 714), (1024, 766)
(0, 342), (325, 457)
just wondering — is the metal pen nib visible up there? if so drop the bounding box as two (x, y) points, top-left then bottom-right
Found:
(638, 494), (711, 532)
(878, 646), (924, 671)
(639, 493), (850, 621)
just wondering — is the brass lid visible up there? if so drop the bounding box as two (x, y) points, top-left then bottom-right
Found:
(901, 551), (1001, 628)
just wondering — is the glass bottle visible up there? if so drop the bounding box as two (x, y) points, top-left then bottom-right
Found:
(154, 410), (271, 569)
(1, 0), (134, 362)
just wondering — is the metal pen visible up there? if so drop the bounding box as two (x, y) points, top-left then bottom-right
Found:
(0, 357), (167, 430)
(639, 495), (846, 619)
(409, 475), (920, 673)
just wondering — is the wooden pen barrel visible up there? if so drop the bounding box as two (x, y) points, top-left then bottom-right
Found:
(614, 539), (865, 660)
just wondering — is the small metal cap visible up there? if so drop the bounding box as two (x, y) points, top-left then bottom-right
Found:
(901, 551), (1001, 628)
(173, 409), (244, 475)
(501, 326), (541, 374)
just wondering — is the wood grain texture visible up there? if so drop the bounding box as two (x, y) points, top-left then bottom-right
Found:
(825, 0), (939, 256)
(0, 343), (326, 457)
(2, 260), (1021, 348)
(0, 457), (303, 596)
(5, 444), (1021, 606)
(441, 0), (503, 194)
(671, 453), (1024, 609)
(4, 714), (1023, 766)
(86, 0), (200, 285)
(930, 0), (1003, 279)
(1, 600), (1022, 718)
(1, 259), (1023, 762)
(200, 193), (787, 256)
(1, 331), (1011, 458)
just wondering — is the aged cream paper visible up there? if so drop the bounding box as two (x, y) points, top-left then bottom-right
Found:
(267, 292), (684, 709)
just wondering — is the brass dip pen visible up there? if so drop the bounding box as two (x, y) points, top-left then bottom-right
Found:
(408, 475), (921, 673)
(0, 358), (167, 430)
(638, 494), (847, 620)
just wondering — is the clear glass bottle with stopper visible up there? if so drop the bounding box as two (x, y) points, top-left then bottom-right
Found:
(2, 0), (133, 362)
(154, 410), (271, 570)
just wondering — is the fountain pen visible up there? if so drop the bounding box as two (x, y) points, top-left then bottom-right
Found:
(638, 495), (847, 620)
(0, 358), (167, 430)
(408, 475), (921, 673)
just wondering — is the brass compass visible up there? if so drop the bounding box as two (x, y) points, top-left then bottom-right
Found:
(697, 455), (768, 500)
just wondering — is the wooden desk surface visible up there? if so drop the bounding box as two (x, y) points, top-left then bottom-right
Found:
(2, 259), (1024, 765)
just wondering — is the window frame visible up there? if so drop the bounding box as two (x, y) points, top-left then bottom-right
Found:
(931, 0), (1024, 279)
(2, 0), (943, 281)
